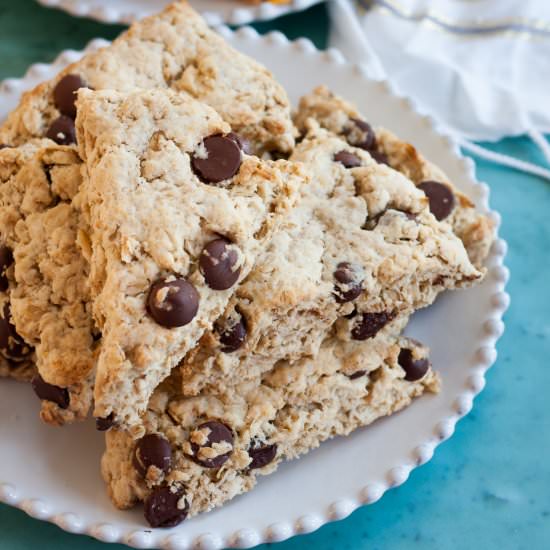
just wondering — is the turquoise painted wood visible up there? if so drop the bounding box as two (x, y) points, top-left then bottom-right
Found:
(0, 2), (549, 548)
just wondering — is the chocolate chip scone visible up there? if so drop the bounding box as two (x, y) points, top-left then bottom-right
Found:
(180, 124), (481, 397)
(0, 2), (294, 156)
(294, 86), (494, 268)
(74, 88), (302, 435)
(103, 121), (483, 526)
(0, 142), (49, 384)
(0, 142), (96, 422)
(102, 331), (439, 526)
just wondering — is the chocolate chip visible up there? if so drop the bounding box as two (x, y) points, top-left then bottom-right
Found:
(31, 374), (69, 409)
(333, 262), (363, 303)
(417, 180), (455, 221)
(53, 74), (87, 119)
(346, 118), (376, 151)
(348, 370), (366, 380)
(147, 277), (199, 328)
(398, 348), (430, 381)
(46, 116), (76, 145)
(189, 421), (234, 468)
(0, 245), (13, 292)
(216, 315), (247, 353)
(133, 434), (172, 477)
(0, 144), (8, 150)
(248, 443), (277, 469)
(334, 150), (361, 168)
(96, 413), (115, 431)
(191, 134), (242, 184)
(0, 303), (32, 360)
(370, 150), (390, 166)
(200, 238), (241, 291)
(226, 132), (252, 155)
(351, 312), (393, 340)
(144, 486), (188, 528)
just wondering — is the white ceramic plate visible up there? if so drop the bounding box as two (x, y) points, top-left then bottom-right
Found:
(35, 0), (324, 25)
(0, 29), (509, 550)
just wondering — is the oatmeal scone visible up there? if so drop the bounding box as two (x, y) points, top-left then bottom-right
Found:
(294, 86), (494, 268)
(75, 88), (302, 434)
(0, 143), (49, 384)
(0, 1), (295, 156)
(102, 331), (439, 525)
(180, 125), (481, 397)
(0, 142), (96, 422)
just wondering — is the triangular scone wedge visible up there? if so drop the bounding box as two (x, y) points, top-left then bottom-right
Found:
(102, 328), (439, 524)
(76, 88), (302, 435)
(181, 125), (481, 397)
(0, 1), (295, 155)
(294, 86), (494, 268)
(0, 142), (96, 422)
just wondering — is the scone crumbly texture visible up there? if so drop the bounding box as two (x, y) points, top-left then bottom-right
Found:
(0, 143), (41, 383)
(0, 142), (95, 424)
(181, 125), (481, 397)
(294, 86), (494, 268)
(0, 1), (295, 155)
(76, 88), (302, 434)
(102, 332), (440, 519)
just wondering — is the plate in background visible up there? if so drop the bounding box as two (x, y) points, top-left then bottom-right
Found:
(35, 0), (324, 26)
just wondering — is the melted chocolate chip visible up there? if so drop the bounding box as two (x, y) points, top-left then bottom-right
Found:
(0, 245), (13, 292)
(351, 312), (393, 341)
(398, 348), (430, 381)
(46, 116), (76, 145)
(0, 144), (8, 150)
(248, 443), (277, 470)
(189, 420), (234, 469)
(147, 277), (199, 328)
(0, 303), (32, 360)
(96, 413), (115, 432)
(31, 374), (69, 409)
(333, 262), (363, 303)
(226, 132), (252, 155)
(417, 180), (455, 221)
(347, 118), (376, 151)
(144, 486), (188, 528)
(191, 134), (242, 184)
(53, 74), (87, 119)
(217, 315), (247, 353)
(200, 238), (241, 291)
(334, 150), (362, 168)
(133, 434), (172, 477)
(348, 370), (366, 380)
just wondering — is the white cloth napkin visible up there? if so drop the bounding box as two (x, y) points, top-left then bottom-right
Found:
(329, 0), (550, 178)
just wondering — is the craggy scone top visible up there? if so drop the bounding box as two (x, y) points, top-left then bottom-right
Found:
(294, 86), (494, 268)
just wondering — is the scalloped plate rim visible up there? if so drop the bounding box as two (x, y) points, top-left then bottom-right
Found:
(34, 0), (325, 25)
(0, 28), (509, 550)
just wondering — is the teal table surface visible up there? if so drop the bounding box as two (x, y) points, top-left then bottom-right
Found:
(1, 1), (549, 549)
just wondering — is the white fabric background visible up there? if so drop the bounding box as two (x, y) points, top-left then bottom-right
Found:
(329, 0), (550, 142)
